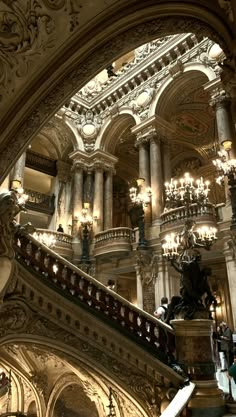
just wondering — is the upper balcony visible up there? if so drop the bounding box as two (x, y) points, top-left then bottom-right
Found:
(25, 189), (55, 215)
(94, 227), (135, 257)
(160, 202), (218, 234)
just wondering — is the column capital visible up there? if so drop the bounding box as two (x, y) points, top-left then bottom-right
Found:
(72, 162), (84, 172)
(209, 87), (232, 109)
(135, 126), (164, 147)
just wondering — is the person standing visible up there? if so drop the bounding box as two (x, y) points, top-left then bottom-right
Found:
(219, 321), (234, 371)
(57, 224), (64, 233)
(154, 297), (168, 321)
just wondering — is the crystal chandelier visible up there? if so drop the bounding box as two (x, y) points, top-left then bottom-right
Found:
(129, 178), (152, 206)
(165, 172), (210, 215)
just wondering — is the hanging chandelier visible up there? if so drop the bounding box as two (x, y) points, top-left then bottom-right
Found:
(164, 172), (210, 214)
(162, 172), (217, 260)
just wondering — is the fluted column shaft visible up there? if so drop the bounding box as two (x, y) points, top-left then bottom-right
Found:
(138, 142), (150, 186)
(150, 137), (163, 221)
(94, 167), (104, 233)
(104, 170), (113, 230)
(12, 152), (26, 186)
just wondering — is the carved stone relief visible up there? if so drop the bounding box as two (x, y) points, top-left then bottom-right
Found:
(135, 252), (159, 314)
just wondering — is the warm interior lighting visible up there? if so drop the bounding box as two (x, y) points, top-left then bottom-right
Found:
(11, 179), (22, 190)
(164, 172), (210, 211)
(33, 232), (56, 248)
(136, 177), (145, 187)
(129, 178), (152, 206)
(213, 146), (236, 184)
(222, 140), (232, 151)
(84, 202), (90, 209)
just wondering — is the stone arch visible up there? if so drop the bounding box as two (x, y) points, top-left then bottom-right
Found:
(0, 334), (151, 417)
(0, 358), (45, 417)
(149, 63), (217, 117)
(0, 5), (234, 181)
(27, 401), (37, 417)
(98, 113), (136, 153)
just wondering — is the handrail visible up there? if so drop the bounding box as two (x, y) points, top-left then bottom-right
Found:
(95, 227), (135, 244)
(15, 232), (175, 362)
(161, 202), (217, 225)
(34, 229), (72, 246)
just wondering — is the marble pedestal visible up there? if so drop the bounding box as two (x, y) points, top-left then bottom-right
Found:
(171, 319), (225, 417)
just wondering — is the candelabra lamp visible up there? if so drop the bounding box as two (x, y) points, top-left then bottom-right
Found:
(162, 172), (218, 319)
(213, 140), (236, 229)
(79, 202), (94, 263)
(165, 172), (210, 216)
(107, 388), (116, 417)
(129, 178), (152, 249)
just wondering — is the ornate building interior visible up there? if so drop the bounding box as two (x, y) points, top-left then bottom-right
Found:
(0, 1), (236, 417)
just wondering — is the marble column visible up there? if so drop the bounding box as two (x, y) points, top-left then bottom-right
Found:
(162, 140), (171, 183)
(104, 169), (113, 230)
(72, 164), (83, 236)
(150, 136), (163, 222)
(93, 165), (104, 233)
(11, 152), (26, 187)
(172, 320), (224, 417)
(211, 93), (236, 156)
(138, 141), (150, 185)
(224, 237), (236, 328)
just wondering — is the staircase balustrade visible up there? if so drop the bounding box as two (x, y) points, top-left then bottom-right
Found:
(15, 232), (175, 363)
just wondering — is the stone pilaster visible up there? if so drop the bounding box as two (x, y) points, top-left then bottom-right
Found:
(104, 169), (113, 230)
(172, 320), (224, 417)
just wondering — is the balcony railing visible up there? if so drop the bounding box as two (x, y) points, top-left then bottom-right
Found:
(161, 203), (217, 231)
(94, 227), (135, 257)
(25, 189), (55, 215)
(15, 232), (175, 363)
(26, 150), (57, 176)
(33, 229), (73, 259)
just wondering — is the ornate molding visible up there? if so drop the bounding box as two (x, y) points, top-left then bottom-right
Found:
(0, 15), (230, 180)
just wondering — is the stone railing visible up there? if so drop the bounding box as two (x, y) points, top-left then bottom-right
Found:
(15, 232), (175, 362)
(94, 227), (135, 257)
(161, 202), (218, 232)
(33, 229), (73, 260)
(25, 189), (55, 215)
